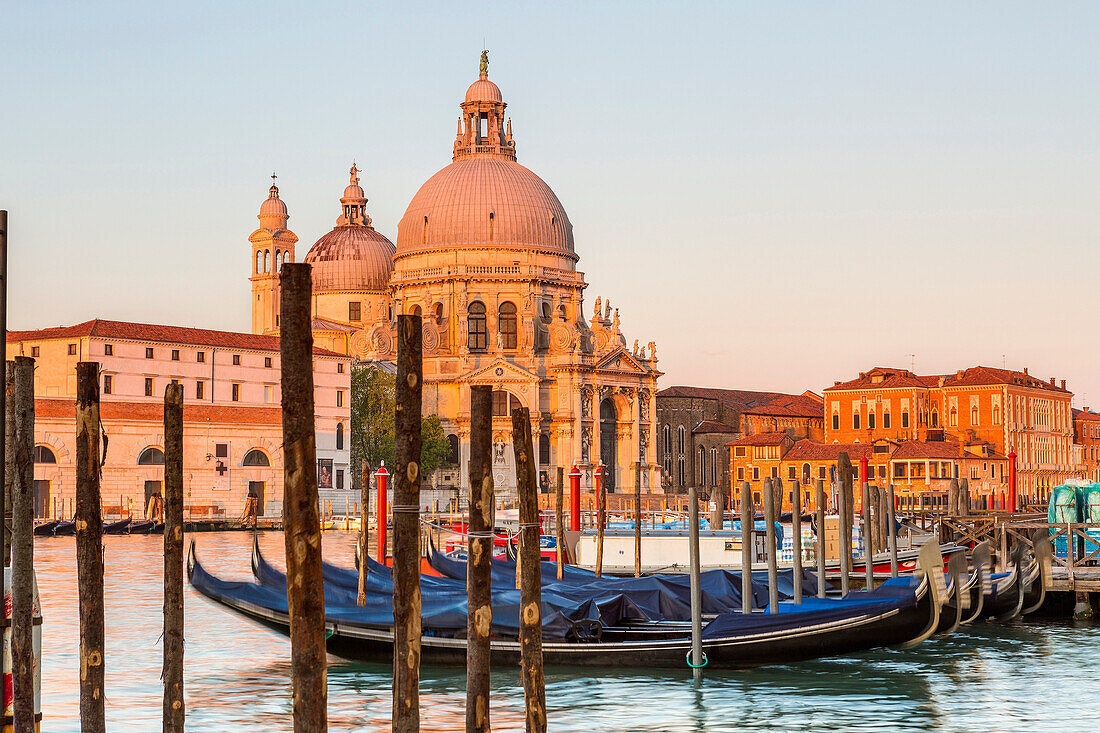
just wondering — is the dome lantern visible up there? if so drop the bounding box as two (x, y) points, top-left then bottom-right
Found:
(257, 171), (289, 230)
(453, 51), (516, 162)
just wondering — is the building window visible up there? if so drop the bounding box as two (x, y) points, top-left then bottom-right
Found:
(883, 412), (891, 428)
(34, 445), (57, 464)
(737, 467), (744, 481)
(103, 375), (113, 394)
(231, 383), (240, 401)
(498, 302), (518, 350)
(903, 411), (910, 428)
(146, 348), (154, 359)
(832, 413), (839, 430)
(104, 344), (113, 356)
(993, 406), (1000, 425)
(349, 302), (361, 321)
(232, 354), (241, 366)
(336, 423), (345, 450)
(697, 446), (705, 485)
(197, 352), (205, 363)
(265, 357), (272, 368)
(893, 463), (906, 479)
(663, 425), (671, 454)
(711, 448), (718, 485)
(264, 385), (273, 403)
(949, 408), (958, 427)
(138, 447), (165, 465)
(819, 466), (827, 479)
(196, 381), (205, 400)
(678, 455), (685, 486)
(336, 469), (344, 491)
(734, 447), (746, 457)
(242, 449), (269, 467)
(788, 466), (796, 480)
(771, 466), (778, 478)
(68, 343), (77, 356)
(171, 349), (180, 361)
(337, 363), (345, 374)
(971, 407), (979, 425)
(539, 434), (551, 465)
(752, 467), (760, 480)
(868, 413), (876, 429)
(145, 378), (154, 396)
(853, 413), (861, 429)
(677, 426), (685, 454)
(491, 390), (520, 417)
(336, 390), (345, 407)
(468, 302), (487, 351)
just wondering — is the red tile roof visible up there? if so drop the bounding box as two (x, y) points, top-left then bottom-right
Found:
(658, 385), (807, 411)
(742, 393), (824, 419)
(726, 431), (790, 447)
(783, 440), (875, 462)
(8, 319), (345, 357)
(35, 398), (282, 425)
(825, 365), (1070, 394)
(694, 420), (736, 434)
(1075, 409), (1100, 423)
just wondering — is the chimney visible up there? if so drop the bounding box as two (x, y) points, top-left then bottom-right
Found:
(1050, 377), (1056, 386)
(1061, 379), (1067, 390)
(956, 370), (964, 379)
(834, 381), (841, 387)
(1023, 367), (1028, 376)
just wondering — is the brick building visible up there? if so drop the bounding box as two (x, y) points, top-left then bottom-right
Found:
(823, 365), (1074, 503)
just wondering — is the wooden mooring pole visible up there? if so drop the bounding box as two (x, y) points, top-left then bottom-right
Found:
(555, 467), (564, 580)
(837, 453), (853, 596)
(279, 263), (326, 732)
(687, 485), (703, 678)
(358, 459), (369, 605)
(512, 407), (546, 733)
(740, 481), (752, 614)
(816, 479), (826, 598)
(162, 382), (185, 732)
(3, 360), (12, 567)
(76, 361), (105, 732)
(634, 463), (642, 577)
(862, 481), (873, 589)
(887, 483), (899, 577)
(392, 314), (423, 733)
(763, 478), (778, 613)
(467, 385), (493, 733)
(11, 356), (33, 732)
(791, 479), (802, 604)
(0, 212), (6, 569)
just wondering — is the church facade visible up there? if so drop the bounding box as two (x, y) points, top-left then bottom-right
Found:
(253, 56), (662, 495)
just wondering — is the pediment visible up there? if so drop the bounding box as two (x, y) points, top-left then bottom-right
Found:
(459, 358), (540, 385)
(595, 348), (648, 375)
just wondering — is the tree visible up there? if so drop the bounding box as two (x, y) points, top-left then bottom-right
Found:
(351, 363), (450, 488)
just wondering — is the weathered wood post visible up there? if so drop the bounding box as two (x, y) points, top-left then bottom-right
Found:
(837, 453), (853, 596)
(393, 314), (423, 733)
(76, 362), (105, 732)
(740, 480), (752, 613)
(358, 460), (369, 605)
(555, 467), (564, 580)
(687, 485), (704, 678)
(816, 478), (826, 598)
(11, 356), (33, 732)
(763, 478), (779, 612)
(959, 478), (970, 517)
(887, 483), (899, 577)
(862, 481), (873, 589)
(512, 407), (546, 733)
(634, 463), (642, 577)
(0, 212), (7, 568)
(594, 463), (606, 577)
(3, 360), (12, 567)
(279, 263), (327, 732)
(710, 482), (723, 530)
(791, 479), (802, 604)
(162, 382), (185, 732)
(467, 385), (493, 733)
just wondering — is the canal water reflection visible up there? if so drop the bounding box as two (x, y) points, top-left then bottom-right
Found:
(32, 531), (1100, 731)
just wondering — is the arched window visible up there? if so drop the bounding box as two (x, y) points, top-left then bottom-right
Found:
(539, 434), (550, 465)
(949, 408), (958, 427)
(138, 447), (165, 465)
(433, 302), (443, 325)
(34, 445), (56, 464)
(242, 449), (270, 467)
(282, 250), (290, 267)
(802, 463), (811, 482)
(275, 249), (281, 271)
(971, 407), (979, 425)
(468, 302), (487, 352)
(929, 411), (936, 428)
(711, 447), (718, 485)
(540, 302), (552, 323)
(498, 302), (517, 350)
(677, 426), (685, 454)
(663, 424), (671, 454)
(256, 250), (263, 274)
(558, 304), (568, 321)
(263, 250), (270, 273)
(491, 390), (521, 417)
(697, 446), (705, 485)
(677, 455), (685, 487)
(446, 434), (459, 465)
(411, 305), (422, 319)
(336, 423), (344, 451)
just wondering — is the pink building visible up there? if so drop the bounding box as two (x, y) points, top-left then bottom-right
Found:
(9, 319), (351, 520)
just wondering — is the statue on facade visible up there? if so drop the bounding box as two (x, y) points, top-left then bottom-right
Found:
(648, 341), (657, 360)
(480, 50), (489, 76)
(497, 331), (504, 351)
(613, 308), (620, 332)
(604, 300), (612, 322)
(593, 296), (601, 320)
(632, 339), (639, 356)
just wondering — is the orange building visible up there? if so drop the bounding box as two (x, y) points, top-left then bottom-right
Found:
(1074, 408), (1100, 483)
(739, 392), (825, 441)
(823, 366), (1073, 503)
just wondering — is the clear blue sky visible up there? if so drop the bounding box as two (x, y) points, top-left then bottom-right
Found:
(3, 2), (1099, 403)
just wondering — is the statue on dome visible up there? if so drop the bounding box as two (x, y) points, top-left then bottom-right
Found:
(349, 163), (360, 184)
(593, 296), (601, 320)
(480, 50), (489, 76)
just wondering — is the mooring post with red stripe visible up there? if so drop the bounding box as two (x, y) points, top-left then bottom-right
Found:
(375, 463), (389, 562)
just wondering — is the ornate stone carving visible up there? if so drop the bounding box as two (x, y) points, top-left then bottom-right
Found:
(580, 385), (593, 418)
(581, 424), (592, 462)
(549, 322), (574, 353)
(349, 329), (372, 360)
(371, 327), (393, 358)
(639, 389), (651, 421)
(598, 385), (613, 400)
(421, 322), (440, 355)
(620, 386), (635, 404)
(639, 430), (649, 461)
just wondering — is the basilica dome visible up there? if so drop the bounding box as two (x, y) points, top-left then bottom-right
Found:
(304, 165), (395, 293)
(395, 157), (574, 258)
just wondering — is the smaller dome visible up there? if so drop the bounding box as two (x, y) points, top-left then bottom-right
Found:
(304, 227), (396, 293)
(465, 77), (502, 103)
(342, 183), (365, 200)
(259, 184), (287, 217)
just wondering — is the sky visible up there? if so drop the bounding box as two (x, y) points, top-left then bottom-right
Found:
(2, 2), (1099, 404)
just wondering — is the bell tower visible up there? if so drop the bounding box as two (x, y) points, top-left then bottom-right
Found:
(249, 173), (298, 334)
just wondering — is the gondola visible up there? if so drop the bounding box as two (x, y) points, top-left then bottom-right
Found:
(52, 521), (76, 536)
(32, 521), (60, 536)
(187, 539), (944, 669)
(977, 542), (1026, 621)
(102, 518), (132, 535)
(127, 520), (156, 534)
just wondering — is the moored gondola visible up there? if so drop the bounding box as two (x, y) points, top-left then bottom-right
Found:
(52, 521), (76, 536)
(188, 538), (944, 669)
(103, 518), (132, 535)
(33, 521), (60, 536)
(127, 520), (156, 534)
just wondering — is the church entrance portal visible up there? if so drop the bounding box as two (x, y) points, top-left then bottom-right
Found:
(600, 399), (616, 492)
